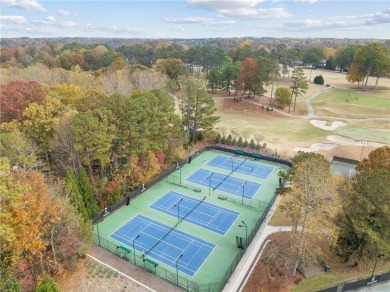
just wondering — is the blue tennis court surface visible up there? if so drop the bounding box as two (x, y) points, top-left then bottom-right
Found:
(110, 214), (215, 276)
(150, 191), (239, 235)
(208, 155), (273, 179)
(187, 169), (261, 199)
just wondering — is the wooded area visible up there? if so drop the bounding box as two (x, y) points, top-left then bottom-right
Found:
(1, 38), (389, 290)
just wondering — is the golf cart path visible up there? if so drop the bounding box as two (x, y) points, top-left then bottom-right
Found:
(247, 86), (390, 122)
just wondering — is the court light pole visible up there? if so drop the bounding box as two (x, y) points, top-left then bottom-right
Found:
(241, 181), (247, 205)
(174, 198), (184, 224)
(208, 173), (214, 196)
(239, 221), (248, 250)
(176, 254), (183, 287)
(371, 254), (383, 280)
(360, 142), (367, 161)
(133, 235), (140, 266)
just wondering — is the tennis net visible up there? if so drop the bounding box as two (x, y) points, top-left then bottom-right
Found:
(213, 157), (248, 190)
(143, 222), (178, 256)
(180, 196), (206, 223)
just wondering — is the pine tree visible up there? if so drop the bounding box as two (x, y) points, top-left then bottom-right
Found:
(78, 167), (99, 217)
(289, 67), (308, 112)
(65, 169), (89, 220)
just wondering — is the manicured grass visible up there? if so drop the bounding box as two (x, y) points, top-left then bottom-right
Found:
(335, 126), (390, 144)
(324, 90), (390, 108)
(292, 265), (390, 292)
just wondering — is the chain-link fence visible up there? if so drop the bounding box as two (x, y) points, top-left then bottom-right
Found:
(317, 271), (390, 292)
(91, 146), (291, 291)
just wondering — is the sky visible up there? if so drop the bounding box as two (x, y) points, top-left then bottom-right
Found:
(1, 0), (389, 39)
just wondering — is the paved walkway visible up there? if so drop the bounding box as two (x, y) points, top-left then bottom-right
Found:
(222, 196), (292, 292)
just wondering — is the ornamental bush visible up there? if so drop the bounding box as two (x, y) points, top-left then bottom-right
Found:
(314, 75), (324, 85)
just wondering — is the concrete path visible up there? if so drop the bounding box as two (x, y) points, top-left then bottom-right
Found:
(222, 196), (292, 292)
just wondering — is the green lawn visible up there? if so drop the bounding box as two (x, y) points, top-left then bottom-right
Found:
(335, 126), (390, 144)
(293, 265), (390, 292)
(321, 89), (390, 108)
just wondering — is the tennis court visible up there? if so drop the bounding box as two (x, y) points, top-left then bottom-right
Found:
(187, 169), (261, 199)
(150, 191), (240, 235)
(110, 214), (215, 276)
(208, 155), (274, 179)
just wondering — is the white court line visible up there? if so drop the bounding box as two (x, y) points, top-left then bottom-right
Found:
(87, 254), (157, 292)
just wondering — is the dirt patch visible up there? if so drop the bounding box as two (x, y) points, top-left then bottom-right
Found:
(242, 232), (304, 292)
(56, 246), (181, 292)
(56, 258), (147, 292)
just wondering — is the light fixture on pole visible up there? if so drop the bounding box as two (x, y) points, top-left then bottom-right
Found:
(241, 181), (247, 205)
(239, 221), (248, 250)
(133, 235), (140, 266)
(176, 254), (183, 287)
(174, 198), (184, 224)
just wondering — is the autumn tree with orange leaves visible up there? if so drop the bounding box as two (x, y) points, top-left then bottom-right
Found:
(0, 158), (91, 291)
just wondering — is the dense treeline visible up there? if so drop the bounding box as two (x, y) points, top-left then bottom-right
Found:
(1, 38), (389, 289)
(2, 39), (388, 95)
(1, 37), (389, 51)
(0, 71), (218, 290)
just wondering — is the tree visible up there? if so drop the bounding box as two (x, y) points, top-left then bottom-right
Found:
(346, 63), (365, 88)
(219, 56), (240, 95)
(337, 152), (390, 263)
(283, 152), (338, 275)
(253, 57), (277, 99)
(236, 58), (258, 97)
(70, 111), (115, 176)
(22, 97), (64, 165)
(0, 80), (46, 122)
(289, 67), (308, 112)
(356, 146), (390, 172)
(154, 58), (189, 89)
(0, 129), (38, 170)
(334, 45), (359, 72)
(302, 47), (325, 82)
(181, 78), (220, 143)
(274, 87), (291, 109)
(354, 42), (390, 90)
(65, 169), (89, 220)
(78, 167), (100, 217)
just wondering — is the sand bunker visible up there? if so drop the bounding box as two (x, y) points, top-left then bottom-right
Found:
(310, 120), (347, 131)
(327, 135), (388, 147)
(294, 143), (337, 152)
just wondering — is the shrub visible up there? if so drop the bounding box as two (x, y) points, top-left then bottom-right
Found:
(215, 133), (221, 143)
(226, 134), (232, 145)
(220, 136), (226, 145)
(35, 276), (60, 292)
(243, 140), (249, 147)
(314, 75), (324, 85)
(249, 139), (255, 149)
(232, 138), (237, 145)
(237, 137), (243, 147)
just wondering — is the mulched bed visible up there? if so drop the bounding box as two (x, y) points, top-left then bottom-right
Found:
(242, 232), (305, 292)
